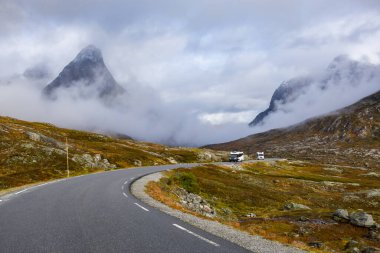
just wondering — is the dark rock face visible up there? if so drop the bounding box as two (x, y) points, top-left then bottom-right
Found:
(43, 45), (124, 101)
(249, 55), (379, 127)
(249, 77), (311, 126)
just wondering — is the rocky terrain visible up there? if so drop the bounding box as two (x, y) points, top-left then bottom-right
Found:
(0, 115), (227, 191)
(249, 55), (380, 126)
(209, 90), (380, 170)
(43, 45), (124, 102)
(147, 161), (380, 252)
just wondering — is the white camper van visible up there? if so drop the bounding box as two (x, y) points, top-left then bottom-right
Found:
(256, 152), (265, 160)
(229, 151), (244, 162)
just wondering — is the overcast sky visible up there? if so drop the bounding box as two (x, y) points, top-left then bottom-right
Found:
(1, 0), (380, 146)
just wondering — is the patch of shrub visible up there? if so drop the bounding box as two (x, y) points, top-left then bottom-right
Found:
(170, 172), (200, 193)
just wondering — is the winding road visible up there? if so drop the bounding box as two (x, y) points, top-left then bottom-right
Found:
(0, 164), (251, 253)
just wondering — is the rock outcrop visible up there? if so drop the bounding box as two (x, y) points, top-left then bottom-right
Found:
(174, 187), (216, 218)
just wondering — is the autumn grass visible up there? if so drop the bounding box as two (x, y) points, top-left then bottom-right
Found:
(147, 161), (380, 252)
(0, 116), (226, 190)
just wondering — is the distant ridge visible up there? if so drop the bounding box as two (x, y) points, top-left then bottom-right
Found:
(208, 90), (380, 169)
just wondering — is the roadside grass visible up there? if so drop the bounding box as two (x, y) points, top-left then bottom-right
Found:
(147, 161), (380, 252)
(0, 116), (226, 190)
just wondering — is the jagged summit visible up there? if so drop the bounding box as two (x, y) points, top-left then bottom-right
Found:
(43, 45), (124, 101)
(73, 45), (103, 63)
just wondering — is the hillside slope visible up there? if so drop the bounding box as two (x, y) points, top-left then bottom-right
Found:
(208, 90), (380, 169)
(0, 116), (225, 190)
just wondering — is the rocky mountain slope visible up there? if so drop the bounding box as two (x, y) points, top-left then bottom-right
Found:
(0, 116), (226, 190)
(249, 55), (380, 126)
(209, 90), (380, 169)
(43, 45), (124, 101)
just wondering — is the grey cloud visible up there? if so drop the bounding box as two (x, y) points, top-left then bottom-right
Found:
(0, 0), (380, 146)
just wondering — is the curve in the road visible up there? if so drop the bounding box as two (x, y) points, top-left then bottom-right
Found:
(0, 164), (251, 253)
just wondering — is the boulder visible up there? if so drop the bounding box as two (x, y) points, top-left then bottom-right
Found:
(333, 209), (350, 221)
(246, 213), (256, 218)
(349, 211), (376, 227)
(283, 202), (311, 211)
(308, 242), (323, 248)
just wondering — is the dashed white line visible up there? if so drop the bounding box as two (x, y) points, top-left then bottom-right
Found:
(134, 203), (149, 211)
(0, 199), (3, 202)
(122, 192), (128, 198)
(123, 180), (128, 185)
(14, 189), (28, 195)
(130, 177), (135, 180)
(173, 224), (220, 247)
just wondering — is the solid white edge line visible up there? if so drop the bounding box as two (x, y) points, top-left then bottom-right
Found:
(173, 224), (220, 247)
(123, 192), (128, 198)
(134, 203), (149, 211)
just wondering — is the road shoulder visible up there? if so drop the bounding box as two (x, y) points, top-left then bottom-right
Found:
(131, 172), (306, 253)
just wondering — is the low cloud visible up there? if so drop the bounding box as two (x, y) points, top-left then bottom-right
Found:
(0, 1), (380, 146)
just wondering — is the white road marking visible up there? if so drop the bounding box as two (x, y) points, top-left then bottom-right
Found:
(14, 189), (28, 195)
(123, 180), (128, 185)
(173, 224), (220, 247)
(123, 192), (128, 198)
(134, 203), (149, 211)
(130, 177), (135, 180)
(0, 199), (3, 202)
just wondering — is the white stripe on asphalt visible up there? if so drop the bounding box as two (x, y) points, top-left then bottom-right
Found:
(134, 203), (149, 211)
(123, 192), (128, 198)
(131, 177), (135, 180)
(173, 224), (220, 247)
(15, 189), (28, 195)
(123, 180), (128, 185)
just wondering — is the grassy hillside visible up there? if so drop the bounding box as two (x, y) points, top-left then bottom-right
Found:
(0, 116), (227, 190)
(206, 90), (380, 170)
(148, 161), (380, 252)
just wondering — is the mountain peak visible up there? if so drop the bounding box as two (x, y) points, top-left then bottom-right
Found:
(73, 45), (103, 63)
(42, 45), (124, 101)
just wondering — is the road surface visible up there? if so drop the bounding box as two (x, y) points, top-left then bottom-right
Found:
(0, 164), (251, 253)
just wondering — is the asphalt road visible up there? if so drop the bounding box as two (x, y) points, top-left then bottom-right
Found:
(0, 164), (251, 253)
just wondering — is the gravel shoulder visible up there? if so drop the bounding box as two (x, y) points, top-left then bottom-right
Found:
(131, 172), (307, 253)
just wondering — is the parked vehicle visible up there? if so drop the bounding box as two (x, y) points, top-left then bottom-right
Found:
(229, 151), (244, 162)
(256, 152), (265, 160)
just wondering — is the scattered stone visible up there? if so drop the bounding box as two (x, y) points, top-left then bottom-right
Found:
(72, 154), (116, 170)
(345, 239), (359, 249)
(366, 189), (380, 198)
(368, 229), (380, 241)
(245, 213), (256, 218)
(298, 226), (311, 236)
(298, 216), (310, 222)
(25, 131), (65, 149)
(134, 160), (142, 167)
(273, 179), (280, 183)
(308, 242), (323, 248)
(173, 187), (216, 218)
(167, 157), (177, 164)
(283, 202), (311, 211)
(361, 247), (380, 253)
(349, 210), (376, 227)
(333, 209), (349, 221)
